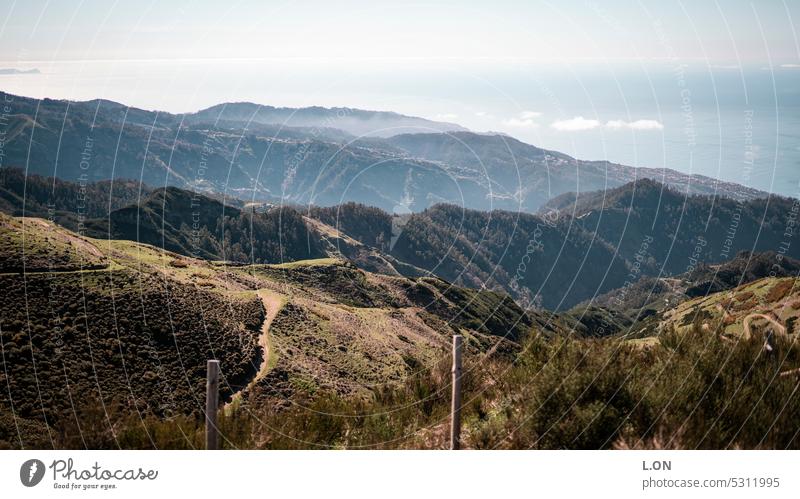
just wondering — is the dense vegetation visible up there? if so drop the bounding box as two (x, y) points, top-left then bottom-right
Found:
(1, 166), (798, 450)
(308, 202), (392, 250)
(0, 269), (263, 449)
(84, 187), (325, 264)
(41, 319), (800, 450)
(560, 178), (800, 277)
(580, 250), (800, 328)
(0, 212), (555, 449)
(390, 203), (629, 309)
(0, 167), (149, 230)
(2, 168), (793, 313)
(389, 181), (800, 310)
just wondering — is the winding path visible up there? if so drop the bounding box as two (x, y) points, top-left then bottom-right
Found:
(225, 289), (285, 409)
(253, 289), (284, 378)
(742, 313), (785, 340)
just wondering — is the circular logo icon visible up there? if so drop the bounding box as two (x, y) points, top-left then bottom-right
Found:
(20, 459), (45, 487)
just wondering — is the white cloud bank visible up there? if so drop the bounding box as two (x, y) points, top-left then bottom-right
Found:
(550, 116), (663, 131)
(503, 110), (542, 127)
(606, 119), (664, 130)
(550, 116), (600, 131)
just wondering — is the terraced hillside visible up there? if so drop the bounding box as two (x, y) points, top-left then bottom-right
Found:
(661, 277), (800, 341)
(567, 251), (800, 337)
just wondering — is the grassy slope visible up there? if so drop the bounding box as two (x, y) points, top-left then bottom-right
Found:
(0, 213), (561, 448)
(0, 213), (267, 448)
(0, 215), (108, 272)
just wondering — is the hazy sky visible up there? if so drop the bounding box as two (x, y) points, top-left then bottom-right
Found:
(1, 0), (798, 65)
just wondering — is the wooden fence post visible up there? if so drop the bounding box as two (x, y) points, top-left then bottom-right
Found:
(206, 360), (220, 450)
(450, 335), (463, 450)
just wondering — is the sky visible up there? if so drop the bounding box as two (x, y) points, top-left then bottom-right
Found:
(1, 0), (798, 65)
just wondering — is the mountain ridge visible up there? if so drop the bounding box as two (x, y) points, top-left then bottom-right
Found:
(0, 91), (770, 215)
(2, 168), (796, 311)
(187, 101), (469, 137)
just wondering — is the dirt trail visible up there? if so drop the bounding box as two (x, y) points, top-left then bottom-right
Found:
(742, 313), (785, 340)
(225, 289), (285, 410)
(253, 289), (284, 378)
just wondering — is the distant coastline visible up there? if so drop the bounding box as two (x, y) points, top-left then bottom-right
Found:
(0, 68), (40, 75)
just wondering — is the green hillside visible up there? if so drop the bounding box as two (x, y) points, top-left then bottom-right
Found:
(0, 212), (562, 448)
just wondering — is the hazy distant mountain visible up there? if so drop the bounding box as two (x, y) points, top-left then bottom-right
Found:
(0, 92), (471, 210)
(188, 102), (468, 137)
(383, 131), (766, 210)
(0, 92), (769, 217)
